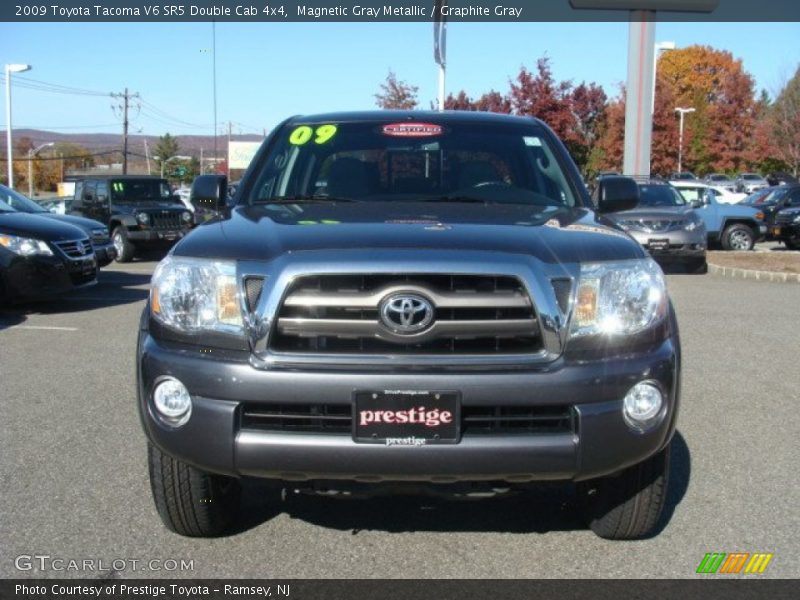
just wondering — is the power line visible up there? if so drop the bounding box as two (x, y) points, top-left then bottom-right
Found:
(138, 98), (209, 129)
(15, 123), (121, 130)
(0, 75), (110, 97)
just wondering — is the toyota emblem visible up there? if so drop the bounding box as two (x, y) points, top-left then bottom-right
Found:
(379, 293), (434, 334)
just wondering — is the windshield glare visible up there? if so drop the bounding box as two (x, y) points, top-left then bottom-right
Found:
(637, 185), (687, 207)
(248, 121), (577, 207)
(112, 179), (173, 202)
(0, 185), (46, 213)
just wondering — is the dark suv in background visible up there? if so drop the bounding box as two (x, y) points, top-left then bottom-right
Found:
(70, 176), (193, 262)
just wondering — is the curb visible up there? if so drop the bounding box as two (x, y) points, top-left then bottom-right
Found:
(708, 263), (800, 284)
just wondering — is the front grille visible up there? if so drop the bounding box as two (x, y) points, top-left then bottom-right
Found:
(619, 219), (683, 232)
(240, 403), (575, 436)
(270, 274), (541, 355)
(241, 404), (352, 434)
(55, 238), (93, 258)
(150, 211), (183, 230)
(775, 212), (799, 224)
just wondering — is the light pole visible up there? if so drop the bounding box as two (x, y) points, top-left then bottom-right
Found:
(28, 142), (54, 198)
(675, 107), (696, 174)
(652, 41), (675, 115)
(5, 63), (32, 189)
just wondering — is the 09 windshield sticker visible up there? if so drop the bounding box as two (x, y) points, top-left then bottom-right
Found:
(382, 123), (443, 137)
(289, 124), (338, 145)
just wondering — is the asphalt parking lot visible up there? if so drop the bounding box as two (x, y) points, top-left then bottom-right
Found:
(1, 259), (798, 579)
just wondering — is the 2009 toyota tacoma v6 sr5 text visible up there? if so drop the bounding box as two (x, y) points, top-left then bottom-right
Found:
(138, 111), (680, 540)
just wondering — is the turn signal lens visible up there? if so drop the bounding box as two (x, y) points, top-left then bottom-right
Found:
(575, 280), (599, 327)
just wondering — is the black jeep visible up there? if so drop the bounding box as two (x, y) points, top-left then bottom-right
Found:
(69, 175), (193, 262)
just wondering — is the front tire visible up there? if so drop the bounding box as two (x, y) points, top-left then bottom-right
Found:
(785, 239), (800, 251)
(112, 226), (136, 263)
(578, 445), (670, 540)
(720, 223), (754, 251)
(148, 443), (241, 537)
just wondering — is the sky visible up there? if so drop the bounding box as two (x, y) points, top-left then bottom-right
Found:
(1, 21), (798, 141)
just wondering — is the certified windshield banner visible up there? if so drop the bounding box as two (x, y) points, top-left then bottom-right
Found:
(3, 0), (796, 22)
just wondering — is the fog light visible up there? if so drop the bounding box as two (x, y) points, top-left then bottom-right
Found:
(622, 381), (664, 431)
(153, 378), (192, 426)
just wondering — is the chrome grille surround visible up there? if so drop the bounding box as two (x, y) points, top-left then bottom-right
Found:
(235, 250), (577, 370)
(54, 238), (93, 258)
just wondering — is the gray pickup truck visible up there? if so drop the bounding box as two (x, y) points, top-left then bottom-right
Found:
(138, 111), (680, 540)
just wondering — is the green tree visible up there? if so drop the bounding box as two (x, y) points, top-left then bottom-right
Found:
(154, 133), (180, 175)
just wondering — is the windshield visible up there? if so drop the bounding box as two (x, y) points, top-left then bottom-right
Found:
(111, 179), (173, 202)
(742, 174), (762, 181)
(709, 174), (729, 181)
(637, 184), (687, 207)
(247, 120), (578, 207)
(0, 184), (47, 213)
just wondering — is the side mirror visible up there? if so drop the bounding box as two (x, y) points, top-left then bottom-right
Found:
(690, 199), (703, 209)
(593, 176), (639, 213)
(191, 175), (227, 213)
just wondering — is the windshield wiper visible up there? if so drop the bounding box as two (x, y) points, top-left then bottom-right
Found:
(259, 195), (362, 204)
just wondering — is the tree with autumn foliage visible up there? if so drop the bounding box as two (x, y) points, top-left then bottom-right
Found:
(591, 77), (680, 177)
(657, 45), (758, 174)
(767, 67), (800, 176)
(508, 58), (607, 172)
(375, 71), (419, 110)
(443, 89), (511, 113)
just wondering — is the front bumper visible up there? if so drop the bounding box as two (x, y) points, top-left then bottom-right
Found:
(626, 229), (706, 260)
(138, 329), (680, 484)
(772, 223), (800, 242)
(1, 251), (97, 301)
(127, 228), (190, 246)
(93, 241), (117, 267)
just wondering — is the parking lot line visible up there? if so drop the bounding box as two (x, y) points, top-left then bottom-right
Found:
(1, 325), (79, 332)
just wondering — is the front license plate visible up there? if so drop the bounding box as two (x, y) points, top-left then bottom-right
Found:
(353, 390), (460, 445)
(648, 238), (669, 251)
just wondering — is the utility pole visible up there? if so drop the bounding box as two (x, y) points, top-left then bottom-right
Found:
(143, 138), (151, 175)
(227, 121), (232, 179)
(111, 88), (139, 175)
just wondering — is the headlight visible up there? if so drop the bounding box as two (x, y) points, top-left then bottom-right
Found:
(793, 214), (800, 224)
(136, 212), (150, 225)
(0, 233), (53, 256)
(570, 258), (667, 338)
(181, 211), (192, 223)
(683, 214), (704, 231)
(150, 256), (242, 334)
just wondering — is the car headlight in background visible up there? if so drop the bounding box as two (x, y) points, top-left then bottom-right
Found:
(0, 234), (53, 256)
(150, 256), (242, 334)
(136, 212), (150, 225)
(571, 258), (667, 338)
(181, 211), (192, 223)
(683, 213), (704, 231)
